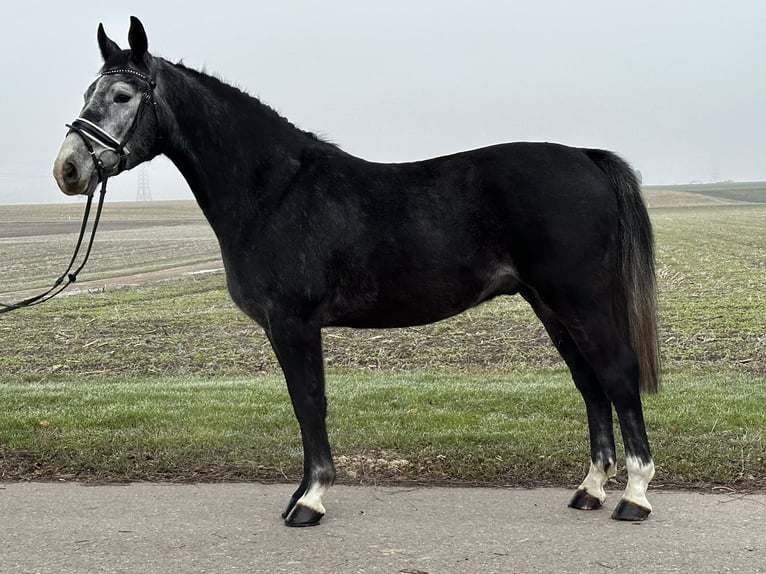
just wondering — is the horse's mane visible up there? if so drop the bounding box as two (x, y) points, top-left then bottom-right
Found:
(169, 60), (335, 147)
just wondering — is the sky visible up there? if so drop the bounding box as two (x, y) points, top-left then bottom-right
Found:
(1, 1), (764, 203)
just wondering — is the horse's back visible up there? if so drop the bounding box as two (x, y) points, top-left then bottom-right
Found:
(349, 141), (616, 233)
(355, 141), (620, 272)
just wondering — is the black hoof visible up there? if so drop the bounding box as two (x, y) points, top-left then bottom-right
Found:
(282, 482), (308, 518)
(568, 488), (603, 510)
(611, 498), (651, 521)
(284, 503), (324, 527)
(281, 499), (297, 519)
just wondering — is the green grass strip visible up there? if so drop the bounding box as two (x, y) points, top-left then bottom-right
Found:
(1, 368), (763, 490)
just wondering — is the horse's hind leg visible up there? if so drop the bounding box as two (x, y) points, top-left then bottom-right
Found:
(266, 318), (335, 527)
(523, 288), (655, 520)
(522, 290), (617, 510)
(565, 313), (654, 519)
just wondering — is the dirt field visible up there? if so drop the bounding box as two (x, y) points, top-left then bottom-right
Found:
(0, 201), (220, 295)
(644, 181), (766, 206)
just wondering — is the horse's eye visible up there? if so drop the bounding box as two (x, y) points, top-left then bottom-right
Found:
(114, 93), (132, 104)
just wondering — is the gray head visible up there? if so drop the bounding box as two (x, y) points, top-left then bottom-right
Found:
(53, 17), (160, 196)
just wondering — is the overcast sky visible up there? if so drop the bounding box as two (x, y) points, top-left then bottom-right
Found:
(1, 1), (764, 203)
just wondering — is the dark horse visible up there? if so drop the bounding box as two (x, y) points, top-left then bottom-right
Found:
(54, 17), (660, 527)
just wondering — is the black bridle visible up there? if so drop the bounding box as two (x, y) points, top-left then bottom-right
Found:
(67, 68), (158, 177)
(0, 67), (158, 314)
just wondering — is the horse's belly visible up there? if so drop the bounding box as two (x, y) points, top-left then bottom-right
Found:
(326, 264), (520, 328)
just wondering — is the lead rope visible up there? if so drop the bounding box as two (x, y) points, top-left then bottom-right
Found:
(0, 176), (108, 314)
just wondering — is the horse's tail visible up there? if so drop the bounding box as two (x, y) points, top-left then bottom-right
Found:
(586, 149), (661, 393)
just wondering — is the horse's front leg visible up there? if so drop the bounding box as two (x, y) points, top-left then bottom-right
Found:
(267, 319), (335, 527)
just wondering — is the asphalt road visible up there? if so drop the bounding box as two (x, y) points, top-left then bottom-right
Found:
(0, 483), (763, 573)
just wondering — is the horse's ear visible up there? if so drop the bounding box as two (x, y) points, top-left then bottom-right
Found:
(97, 23), (121, 62)
(127, 16), (149, 66)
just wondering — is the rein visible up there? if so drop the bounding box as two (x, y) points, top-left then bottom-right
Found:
(0, 68), (157, 315)
(0, 181), (107, 314)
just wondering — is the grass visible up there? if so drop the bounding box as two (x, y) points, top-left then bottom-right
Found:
(1, 370), (763, 489)
(0, 200), (764, 491)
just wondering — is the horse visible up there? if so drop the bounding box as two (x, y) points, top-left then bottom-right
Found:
(53, 17), (660, 527)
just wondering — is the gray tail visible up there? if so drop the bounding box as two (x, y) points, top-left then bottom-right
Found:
(587, 149), (661, 393)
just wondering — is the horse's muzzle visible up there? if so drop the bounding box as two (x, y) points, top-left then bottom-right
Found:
(53, 134), (100, 196)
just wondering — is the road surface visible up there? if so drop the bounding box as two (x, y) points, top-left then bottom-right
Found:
(0, 482), (763, 573)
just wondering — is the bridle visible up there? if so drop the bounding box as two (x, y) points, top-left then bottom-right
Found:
(67, 68), (158, 178)
(0, 67), (159, 314)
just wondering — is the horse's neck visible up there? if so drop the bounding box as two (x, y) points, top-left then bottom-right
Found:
(157, 62), (305, 226)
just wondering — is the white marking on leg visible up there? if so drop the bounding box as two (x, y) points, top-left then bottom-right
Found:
(622, 456), (655, 510)
(296, 481), (328, 515)
(578, 458), (616, 503)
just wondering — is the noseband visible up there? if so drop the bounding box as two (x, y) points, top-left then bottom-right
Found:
(0, 68), (159, 314)
(66, 67), (159, 179)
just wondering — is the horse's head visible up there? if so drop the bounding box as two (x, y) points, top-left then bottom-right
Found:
(53, 17), (160, 196)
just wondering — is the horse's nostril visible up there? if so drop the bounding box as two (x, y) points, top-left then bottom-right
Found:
(63, 160), (79, 183)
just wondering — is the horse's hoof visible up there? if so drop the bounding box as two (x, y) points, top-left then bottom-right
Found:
(284, 503), (324, 527)
(611, 498), (651, 521)
(281, 500), (297, 519)
(568, 488), (603, 510)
